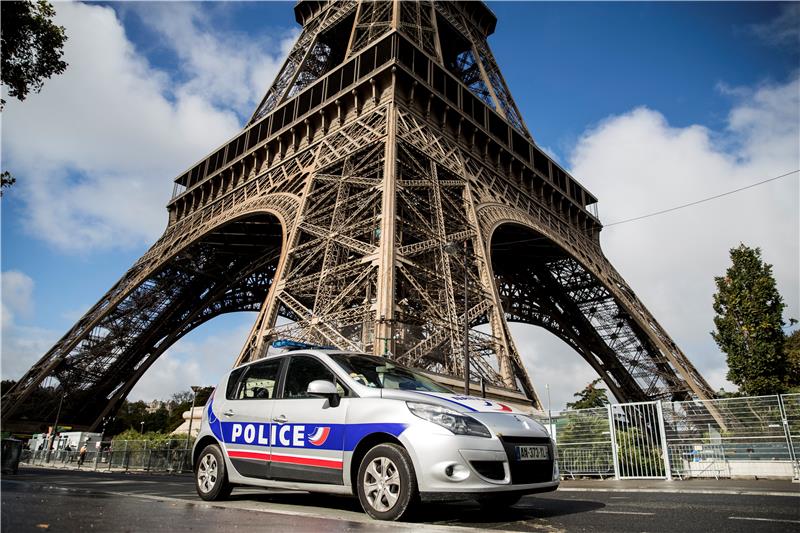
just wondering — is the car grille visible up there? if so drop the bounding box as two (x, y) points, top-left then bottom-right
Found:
(499, 436), (554, 485)
(470, 460), (505, 481)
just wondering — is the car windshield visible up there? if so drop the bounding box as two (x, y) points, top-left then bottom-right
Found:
(330, 354), (453, 393)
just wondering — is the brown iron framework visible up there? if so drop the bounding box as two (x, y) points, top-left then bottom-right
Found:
(2, 1), (716, 431)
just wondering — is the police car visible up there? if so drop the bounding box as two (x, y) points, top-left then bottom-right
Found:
(193, 350), (558, 520)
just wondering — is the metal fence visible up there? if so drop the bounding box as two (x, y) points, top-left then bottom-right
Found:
(21, 439), (192, 473)
(536, 393), (800, 480)
(19, 394), (800, 481)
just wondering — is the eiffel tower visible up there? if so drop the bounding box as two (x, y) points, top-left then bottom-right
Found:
(3, 0), (716, 431)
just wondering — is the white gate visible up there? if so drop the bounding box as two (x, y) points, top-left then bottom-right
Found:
(609, 401), (671, 479)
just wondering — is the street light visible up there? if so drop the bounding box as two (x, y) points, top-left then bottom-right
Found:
(445, 241), (470, 395)
(185, 386), (202, 457)
(46, 392), (66, 463)
(140, 421), (144, 434)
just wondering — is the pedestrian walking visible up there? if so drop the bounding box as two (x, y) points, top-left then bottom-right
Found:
(78, 443), (88, 466)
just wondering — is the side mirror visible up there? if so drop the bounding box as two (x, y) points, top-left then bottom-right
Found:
(307, 380), (340, 407)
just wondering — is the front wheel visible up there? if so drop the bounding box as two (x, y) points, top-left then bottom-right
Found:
(195, 444), (232, 501)
(356, 443), (418, 521)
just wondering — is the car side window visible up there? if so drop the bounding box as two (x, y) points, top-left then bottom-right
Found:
(283, 356), (347, 398)
(225, 367), (247, 400)
(236, 359), (280, 400)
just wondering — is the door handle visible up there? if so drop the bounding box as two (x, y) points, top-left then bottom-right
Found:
(272, 414), (287, 424)
(222, 409), (235, 417)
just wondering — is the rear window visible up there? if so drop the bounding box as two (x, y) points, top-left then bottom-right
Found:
(225, 366), (247, 400)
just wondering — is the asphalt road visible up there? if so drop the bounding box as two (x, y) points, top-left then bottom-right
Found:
(2, 468), (798, 532)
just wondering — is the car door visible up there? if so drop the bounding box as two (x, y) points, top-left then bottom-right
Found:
(219, 357), (282, 480)
(269, 354), (349, 484)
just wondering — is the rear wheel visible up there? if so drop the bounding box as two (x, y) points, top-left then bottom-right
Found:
(356, 443), (418, 521)
(195, 444), (232, 501)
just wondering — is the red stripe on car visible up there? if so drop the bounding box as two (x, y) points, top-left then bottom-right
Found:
(228, 450), (342, 469)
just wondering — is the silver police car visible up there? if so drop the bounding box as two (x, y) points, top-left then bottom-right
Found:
(192, 350), (558, 520)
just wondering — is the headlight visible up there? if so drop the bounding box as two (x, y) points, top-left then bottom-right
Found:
(406, 402), (491, 438)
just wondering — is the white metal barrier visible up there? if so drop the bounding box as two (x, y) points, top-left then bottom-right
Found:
(18, 395), (800, 480)
(536, 393), (800, 480)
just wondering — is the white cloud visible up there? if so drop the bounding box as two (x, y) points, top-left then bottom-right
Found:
(1, 271), (35, 327)
(125, 3), (298, 114)
(749, 4), (800, 47)
(1, 324), (59, 381)
(511, 324), (601, 411)
(513, 75), (799, 407)
(1, 2), (292, 252)
(1, 271), (59, 379)
(127, 316), (255, 402)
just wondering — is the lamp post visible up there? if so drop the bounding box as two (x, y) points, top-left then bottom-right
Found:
(184, 386), (201, 462)
(46, 393), (66, 463)
(445, 241), (470, 395)
(140, 421), (145, 434)
(546, 383), (553, 436)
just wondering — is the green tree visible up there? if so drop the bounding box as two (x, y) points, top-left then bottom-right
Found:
(1, 171), (15, 197)
(166, 387), (213, 432)
(1, 0), (68, 196)
(785, 329), (800, 391)
(566, 378), (610, 410)
(711, 244), (787, 395)
(1, 380), (17, 395)
(1, 0), (67, 107)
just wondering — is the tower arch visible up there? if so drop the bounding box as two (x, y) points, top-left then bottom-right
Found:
(3, 195), (295, 430)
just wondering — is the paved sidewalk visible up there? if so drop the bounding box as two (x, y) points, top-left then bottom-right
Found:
(18, 461), (189, 475)
(560, 477), (799, 496)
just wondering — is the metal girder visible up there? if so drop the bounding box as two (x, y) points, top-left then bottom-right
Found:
(3, 2), (716, 432)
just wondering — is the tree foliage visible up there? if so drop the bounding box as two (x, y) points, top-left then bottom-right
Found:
(1, 0), (69, 196)
(1, 380), (17, 395)
(1, 0), (68, 108)
(785, 329), (800, 391)
(1, 171), (16, 196)
(103, 387), (215, 438)
(566, 378), (610, 410)
(711, 244), (787, 395)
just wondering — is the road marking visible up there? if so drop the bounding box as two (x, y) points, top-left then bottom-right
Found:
(595, 511), (655, 516)
(729, 516), (800, 525)
(560, 487), (800, 498)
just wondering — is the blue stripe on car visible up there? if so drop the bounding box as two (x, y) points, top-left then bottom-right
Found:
(216, 421), (407, 451)
(409, 391), (479, 412)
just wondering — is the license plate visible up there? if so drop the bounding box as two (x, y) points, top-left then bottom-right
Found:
(516, 445), (549, 461)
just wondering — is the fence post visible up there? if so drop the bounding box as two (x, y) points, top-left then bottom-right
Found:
(607, 404), (620, 479)
(656, 401), (672, 481)
(777, 394), (799, 482)
(123, 441), (129, 472)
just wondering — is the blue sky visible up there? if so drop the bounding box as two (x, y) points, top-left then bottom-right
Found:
(2, 2), (798, 409)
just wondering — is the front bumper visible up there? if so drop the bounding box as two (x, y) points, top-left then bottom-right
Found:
(400, 424), (559, 497)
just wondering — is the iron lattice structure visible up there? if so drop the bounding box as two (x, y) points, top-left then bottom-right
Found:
(3, 1), (716, 431)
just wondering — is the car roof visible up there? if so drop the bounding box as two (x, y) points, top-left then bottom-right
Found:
(230, 349), (378, 371)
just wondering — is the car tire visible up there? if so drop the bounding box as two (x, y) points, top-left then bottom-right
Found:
(356, 443), (418, 521)
(477, 492), (522, 508)
(195, 444), (232, 501)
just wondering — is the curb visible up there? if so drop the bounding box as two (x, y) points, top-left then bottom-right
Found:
(558, 487), (800, 497)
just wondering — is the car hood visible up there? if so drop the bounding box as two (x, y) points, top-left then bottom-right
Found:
(380, 390), (522, 414)
(379, 390), (550, 438)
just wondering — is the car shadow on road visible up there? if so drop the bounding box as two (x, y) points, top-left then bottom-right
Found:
(228, 490), (606, 525)
(413, 497), (606, 524)
(229, 490), (365, 513)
